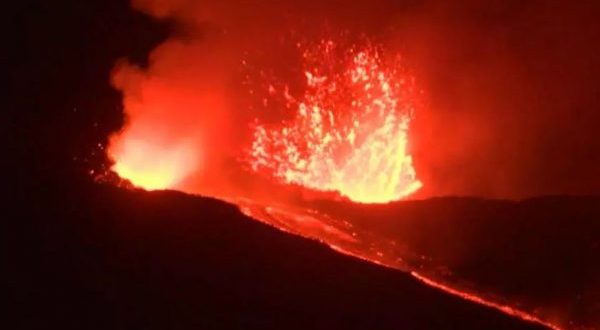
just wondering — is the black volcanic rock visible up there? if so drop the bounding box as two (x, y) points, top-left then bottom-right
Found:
(7, 182), (548, 330)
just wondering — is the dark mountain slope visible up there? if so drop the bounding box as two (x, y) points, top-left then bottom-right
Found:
(308, 195), (600, 328)
(8, 181), (546, 330)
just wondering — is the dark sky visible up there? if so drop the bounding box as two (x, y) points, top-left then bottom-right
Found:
(8, 0), (600, 198)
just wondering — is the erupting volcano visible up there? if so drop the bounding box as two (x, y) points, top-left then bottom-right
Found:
(97, 17), (600, 330)
(101, 32), (593, 330)
(11, 0), (600, 328)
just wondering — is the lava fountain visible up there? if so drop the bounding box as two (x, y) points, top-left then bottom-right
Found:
(248, 40), (422, 203)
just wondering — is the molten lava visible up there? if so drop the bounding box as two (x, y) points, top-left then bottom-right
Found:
(248, 40), (422, 203)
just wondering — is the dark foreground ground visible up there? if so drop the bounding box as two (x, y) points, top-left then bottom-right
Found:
(8, 180), (551, 330)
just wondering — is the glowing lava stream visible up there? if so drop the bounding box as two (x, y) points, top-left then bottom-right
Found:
(235, 200), (563, 330)
(409, 273), (562, 330)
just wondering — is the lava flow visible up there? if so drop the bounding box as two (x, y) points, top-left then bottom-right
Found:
(233, 199), (563, 330)
(248, 40), (422, 203)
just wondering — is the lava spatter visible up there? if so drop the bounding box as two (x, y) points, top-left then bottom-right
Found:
(247, 40), (422, 203)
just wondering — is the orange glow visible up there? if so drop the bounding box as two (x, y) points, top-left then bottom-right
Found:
(248, 40), (422, 203)
(109, 135), (198, 190)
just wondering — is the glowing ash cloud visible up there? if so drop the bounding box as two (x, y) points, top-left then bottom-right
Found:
(248, 40), (422, 203)
(106, 40), (232, 192)
(110, 136), (198, 190)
